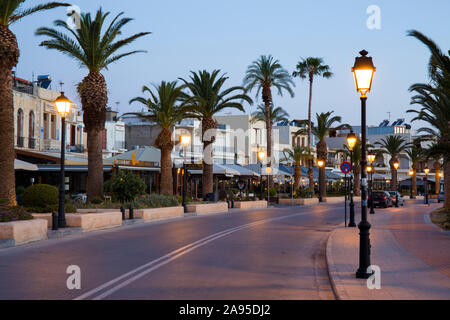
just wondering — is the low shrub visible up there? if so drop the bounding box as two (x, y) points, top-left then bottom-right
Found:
(135, 194), (179, 209)
(0, 206), (33, 223)
(90, 197), (103, 205)
(105, 171), (146, 203)
(22, 184), (58, 210)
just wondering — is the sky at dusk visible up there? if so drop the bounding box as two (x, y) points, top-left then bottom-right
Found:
(11, 0), (450, 132)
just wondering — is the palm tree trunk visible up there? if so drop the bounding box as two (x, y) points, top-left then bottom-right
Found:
(319, 166), (326, 201)
(354, 164), (361, 196)
(444, 162), (450, 209)
(434, 160), (440, 194)
(202, 117), (216, 198)
(294, 163), (301, 190)
(159, 146), (173, 195)
(262, 86), (273, 189)
(307, 76), (314, 190)
(86, 128), (104, 201)
(0, 26), (19, 206)
(79, 72), (108, 202)
(391, 166), (397, 191)
(412, 169), (417, 198)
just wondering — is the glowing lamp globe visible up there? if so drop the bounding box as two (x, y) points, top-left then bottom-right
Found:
(55, 92), (71, 118)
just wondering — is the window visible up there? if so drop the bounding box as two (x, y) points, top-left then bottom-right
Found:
(51, 115), (56, 140)
(17, 109), (24, 138)
(28, 111), (35, 138)
(43, 113), (49, 139)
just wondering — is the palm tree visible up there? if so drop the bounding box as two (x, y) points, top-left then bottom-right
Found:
(337, 139), (364, 196)
(375, 135), (411, 191)
(282, 146), (309, 191)
(251, 103), (289, 125)
(0, 1), (69, 206)
(407, 30), (450, 208)
(36, 8), (150, 201)
(180, 70), (252, 198)
(405, 143), (423, 198)
(292, 57), (333, 190)
(297, 111), (349, 200)
(243, 55), (294, 169)
(126, 81), (191, 195)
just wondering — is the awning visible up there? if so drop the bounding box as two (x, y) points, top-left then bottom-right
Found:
(14, 159), (38, 171)
(118, 166), (160, 172)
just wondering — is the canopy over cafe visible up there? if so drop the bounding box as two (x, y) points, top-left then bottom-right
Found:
(15, 145), (294, 199)
(14, 146), (161, 195)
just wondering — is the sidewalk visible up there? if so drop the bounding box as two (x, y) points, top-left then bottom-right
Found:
(326, 203), (450, 299)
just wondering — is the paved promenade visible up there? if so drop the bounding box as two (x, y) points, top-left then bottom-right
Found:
(327, 202), (450, 299)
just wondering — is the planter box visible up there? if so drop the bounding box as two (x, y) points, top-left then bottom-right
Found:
(32, 213), (53, 228)
(134, 206), (184, 221)
(76, 209), (120, 213)
(322, 197), (345, 203)
(0, 219), (48, 246)
(65, 212), (122, 231)
(234, 200), (268, 210)
(278, 198), (319, 206)
(186, 202), (228, 215)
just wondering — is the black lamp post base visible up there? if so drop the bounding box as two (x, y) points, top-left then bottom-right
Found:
(356, 269), (374, 279)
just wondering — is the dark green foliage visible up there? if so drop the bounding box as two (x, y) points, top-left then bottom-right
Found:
(105, 171), (146, 203)
(22, 184), (58, 210)
(0, 206), (33, 223)
(90, 197), (103, 205)
(136, 194), (179, 208)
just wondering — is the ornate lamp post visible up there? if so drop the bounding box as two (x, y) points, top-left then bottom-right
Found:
(352, 49), (376, 279)
(393, 160), (400, 208)
(367, 152), (376, 214)
(424, 167), (430, 205)
(180, 135), (191, 212)
(347, 130), (357, 227)
(55, 92), (72, 229)
(409, 170), (414, 199)
(257, 149), (265, 200)
(317, 159), (325, 202)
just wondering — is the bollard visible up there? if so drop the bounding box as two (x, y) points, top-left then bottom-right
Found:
(129, 205), (134, 220)
(120, 206), (125, 220)
(52, 212), (58, 230)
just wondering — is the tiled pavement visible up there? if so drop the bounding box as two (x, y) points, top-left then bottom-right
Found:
(326, 202), (450, 299)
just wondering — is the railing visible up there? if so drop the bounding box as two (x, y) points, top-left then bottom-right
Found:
(28, 138), (36, 149)
(16, 136), (24, 148)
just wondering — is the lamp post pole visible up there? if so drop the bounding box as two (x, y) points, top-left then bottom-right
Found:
(58, 116), (66, 228)
(425, 173), (429, 205)
(349, 149), (356, 227)
(182, 146), (187, 212)
(369, 168), (375, 214)
(395, 169), (399, 208)
(356, 95), (372, 279)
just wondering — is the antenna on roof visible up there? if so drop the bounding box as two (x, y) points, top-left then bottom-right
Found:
(59, 81), (64, 91)
(387, 112), (391, 122)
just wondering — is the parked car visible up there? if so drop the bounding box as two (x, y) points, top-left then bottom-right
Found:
(387, 191), (404, 206)
(71, 193), (87, 204)
(438, 192), (445, 203)
(369, 191), (393, 208)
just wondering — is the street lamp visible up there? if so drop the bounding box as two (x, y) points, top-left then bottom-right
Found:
(367, 152), (376, 214)
(424, 166), (430, 205)
(257, 149), (265, 200)
(55, 92), (71, 229)
(347, 130), (357, 227)
(180, 134), (191, 212)
(317, 159), (325, 202)
(352, 49), (376, 279)
(409, 170), (414, 199)
(393, 160), (400, 208)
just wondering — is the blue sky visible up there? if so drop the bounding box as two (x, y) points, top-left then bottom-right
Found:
(11, 0), (450, 131)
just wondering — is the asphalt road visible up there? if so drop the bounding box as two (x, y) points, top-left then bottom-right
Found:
(0, 202), (356, 300)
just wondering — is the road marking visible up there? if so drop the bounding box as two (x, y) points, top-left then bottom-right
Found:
(74, 211), (310, 300)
